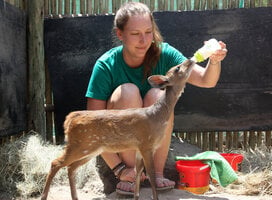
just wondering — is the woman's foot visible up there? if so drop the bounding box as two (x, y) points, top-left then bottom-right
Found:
(119, 167), (147, 182)
(116, 181), (135, 195)
(119, 167), (136, 182)
(155, 177), (175, 190)
(155, 172), (175, 190)
(116, 167), (147, 195)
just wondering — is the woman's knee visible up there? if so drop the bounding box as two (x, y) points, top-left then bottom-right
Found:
(143, 88), (165, 107)
(107, 83), (143, 109)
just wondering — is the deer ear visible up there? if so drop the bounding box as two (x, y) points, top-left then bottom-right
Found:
(148, 75), (169, 89)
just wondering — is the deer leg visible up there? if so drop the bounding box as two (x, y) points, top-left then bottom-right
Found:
(67, 157), (92, 200)
(141, 150), (158, 200)
(134, 151), (144, 200)
(41, 159), (64, 200)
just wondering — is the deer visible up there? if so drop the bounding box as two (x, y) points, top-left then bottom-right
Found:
(41, 59), (194, 200)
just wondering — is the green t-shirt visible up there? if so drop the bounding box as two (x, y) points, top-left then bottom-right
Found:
(85, 42), (187, 100)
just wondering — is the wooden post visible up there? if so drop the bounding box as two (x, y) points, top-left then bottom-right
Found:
(218, 131), (223, 152)
(44, 0), (49, 15)
(202, 132), (208, 151)
(244, 0), (250, 8)
(233, 131), (239, 149)
(19, 0), (26, 10)
(93, 0), (98, 14)
(250, 0), (256, 7)
(256, 131), (262, 147)
(207, 0), (213, 9)
(80, 0), (85, 14)
(188, 132), (196, 145)
(249, 131), (256, 150)
(194, 0), (200, 10)
(87, 0), (93, 14)
(266, 131), (271, 150)
(170, 0), (174, 11)
(27, 0), (46, 139)
(72, 0), (76, 14)
(209, 131), (216, 151)
(65, 0), (70, 14)
(52, 0), (57, 15)
(243, 131), (248, 150)
(200, 0), (207, 10)
(177, 0), (185, 11)
(226, 131), (232, 149)
(58, 0), (63, 15)
(197, 132), (202, 149)
(213, 0), (219, 9)
(150, 0), (155, 11)
(186, 0), (191, 10)
(45, 59), (54, 143)
(222, 0), (228, 9)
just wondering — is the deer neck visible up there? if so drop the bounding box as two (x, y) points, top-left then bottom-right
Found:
(148, 84), (185, 121)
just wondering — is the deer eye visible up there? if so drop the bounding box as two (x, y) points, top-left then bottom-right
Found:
(175, 66), (180, 73)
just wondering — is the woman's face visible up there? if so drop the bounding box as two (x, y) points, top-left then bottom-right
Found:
(117, 14), (154, 63)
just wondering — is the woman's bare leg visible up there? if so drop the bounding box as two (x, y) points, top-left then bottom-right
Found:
(101, 83), (143, 188)
(102, 85), (174, 190)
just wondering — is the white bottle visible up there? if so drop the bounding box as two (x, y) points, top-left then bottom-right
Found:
(191, 38), (221, 63)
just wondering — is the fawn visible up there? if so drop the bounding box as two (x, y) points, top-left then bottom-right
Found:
(41, 59), (194, 200)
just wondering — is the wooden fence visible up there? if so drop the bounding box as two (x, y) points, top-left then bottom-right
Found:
(44, 0), (272, 15)
(176, 131), (272, 152)
(4, 0), (272, 15)
(2, 0), (272, 152)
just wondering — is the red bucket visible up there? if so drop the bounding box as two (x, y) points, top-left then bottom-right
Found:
(176, 160), (211, 194)
(220, 153), (244, 171)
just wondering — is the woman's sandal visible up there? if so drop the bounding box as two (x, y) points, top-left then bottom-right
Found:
(113, 162), (135, 196)
(113, 162), (174, 195)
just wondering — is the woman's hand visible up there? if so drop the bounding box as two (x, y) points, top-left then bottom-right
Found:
(209, 41), (228, 64)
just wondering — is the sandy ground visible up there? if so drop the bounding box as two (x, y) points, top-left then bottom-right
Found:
(1, 136), (270, 200)
(21, 185), (271, 200)
(1, 167), (271, 200)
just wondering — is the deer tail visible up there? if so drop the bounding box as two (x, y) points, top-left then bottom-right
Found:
(63, 112), (80, 142)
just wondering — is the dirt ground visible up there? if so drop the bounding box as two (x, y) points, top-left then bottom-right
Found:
(26, 185), (271, 200)
(1, 136), (270, 200)
(1, 182), (270, 200)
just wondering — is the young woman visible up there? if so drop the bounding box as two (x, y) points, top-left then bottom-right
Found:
(86, 1), (227, 195)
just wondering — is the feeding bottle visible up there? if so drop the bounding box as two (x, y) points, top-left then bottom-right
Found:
(191, 38), (221, 63)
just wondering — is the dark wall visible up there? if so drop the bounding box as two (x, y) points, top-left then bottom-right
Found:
(0, 1), (27, 137)
(44, 7), (272, 137)
(154, 9), (272, 131)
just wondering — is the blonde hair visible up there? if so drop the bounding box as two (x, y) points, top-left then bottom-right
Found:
(113, 2), (163, 79)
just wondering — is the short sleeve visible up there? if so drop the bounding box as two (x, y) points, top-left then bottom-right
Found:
(164, 43), (187, 66)
(85, 60), (113, 101)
